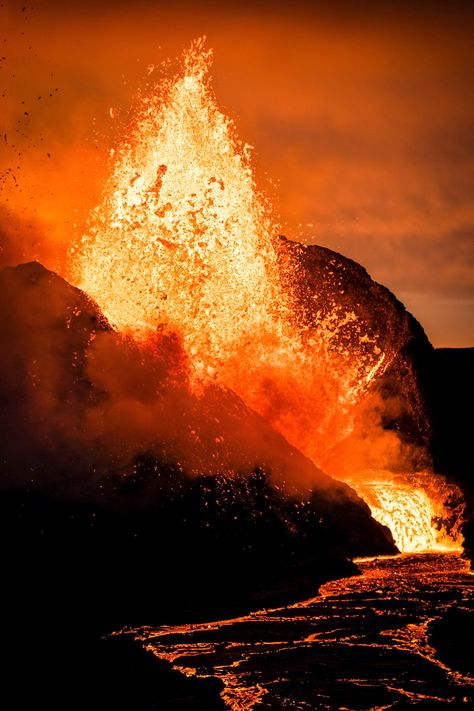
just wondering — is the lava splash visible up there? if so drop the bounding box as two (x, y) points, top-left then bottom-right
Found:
(350, 473), (464, 553)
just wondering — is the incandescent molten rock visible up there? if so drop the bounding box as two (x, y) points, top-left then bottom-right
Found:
(425, 347), (474, 560)
(0, 260), (396, 624)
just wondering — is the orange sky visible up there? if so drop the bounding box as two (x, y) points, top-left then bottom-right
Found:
(1, 0), (473, 346)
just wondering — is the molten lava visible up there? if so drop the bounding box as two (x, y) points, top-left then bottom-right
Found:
(72, 39), (464, 553)
(73, 39), (382, 460)
(350, 475), (464, 553)
(73, 38), (283, 377)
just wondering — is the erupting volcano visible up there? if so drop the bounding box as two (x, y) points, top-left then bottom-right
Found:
(70, 39), (462, 554)
(72, 40), (368, 461)
(2, 26), (473, 711)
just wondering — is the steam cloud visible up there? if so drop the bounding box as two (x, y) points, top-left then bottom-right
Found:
(0, 261), (335, 501)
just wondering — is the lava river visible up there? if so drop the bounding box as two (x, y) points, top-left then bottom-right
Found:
(123, 553), (474, 710)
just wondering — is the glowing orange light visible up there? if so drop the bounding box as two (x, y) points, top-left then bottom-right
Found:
(72, 39), (464, 553)
(73, 39), (282, 374)
(350, 474), (464, 553)
(73, 40), (380, 454)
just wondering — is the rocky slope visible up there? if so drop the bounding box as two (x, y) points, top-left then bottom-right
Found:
(1, 247), (470, 709)
(277, 237), (472, 557)
(277, 236), (434, 450)
(0, 260), (396, 619)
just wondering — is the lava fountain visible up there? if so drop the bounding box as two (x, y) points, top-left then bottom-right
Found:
(72, 39), (463, 554)
(73, 38), (284, 378)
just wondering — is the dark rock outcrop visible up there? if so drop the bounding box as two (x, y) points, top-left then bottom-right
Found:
(4, 631), (225, 711)
(276, 236), (433, 449)
(426, 348), (473, 485)
(429, 606), (474, 675)
(424, 348), (474, 560)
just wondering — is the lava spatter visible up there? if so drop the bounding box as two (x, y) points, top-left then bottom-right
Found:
(73, 38), (283, 376)
(350, 474), (464, 553)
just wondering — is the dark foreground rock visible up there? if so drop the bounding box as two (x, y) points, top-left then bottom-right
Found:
(1, 471), (372, 710)
(429, 606), (474, 676)
(424, 348), (474, 561)
(4, 629), (225, 711)
(1, 472), (386, 626)
(0, 261), (396, 709)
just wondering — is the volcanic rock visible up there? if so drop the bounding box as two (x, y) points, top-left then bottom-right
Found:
(429, 606), (474, 676)
(276, 236), (433, 449)
(276, 237), (473, 558)
(424, 347), (474, 560)
(0, 261), (396, 624)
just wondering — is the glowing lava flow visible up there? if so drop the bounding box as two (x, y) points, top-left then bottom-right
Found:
(349, 475), (464, 553)
(124, 553), (474, 711)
